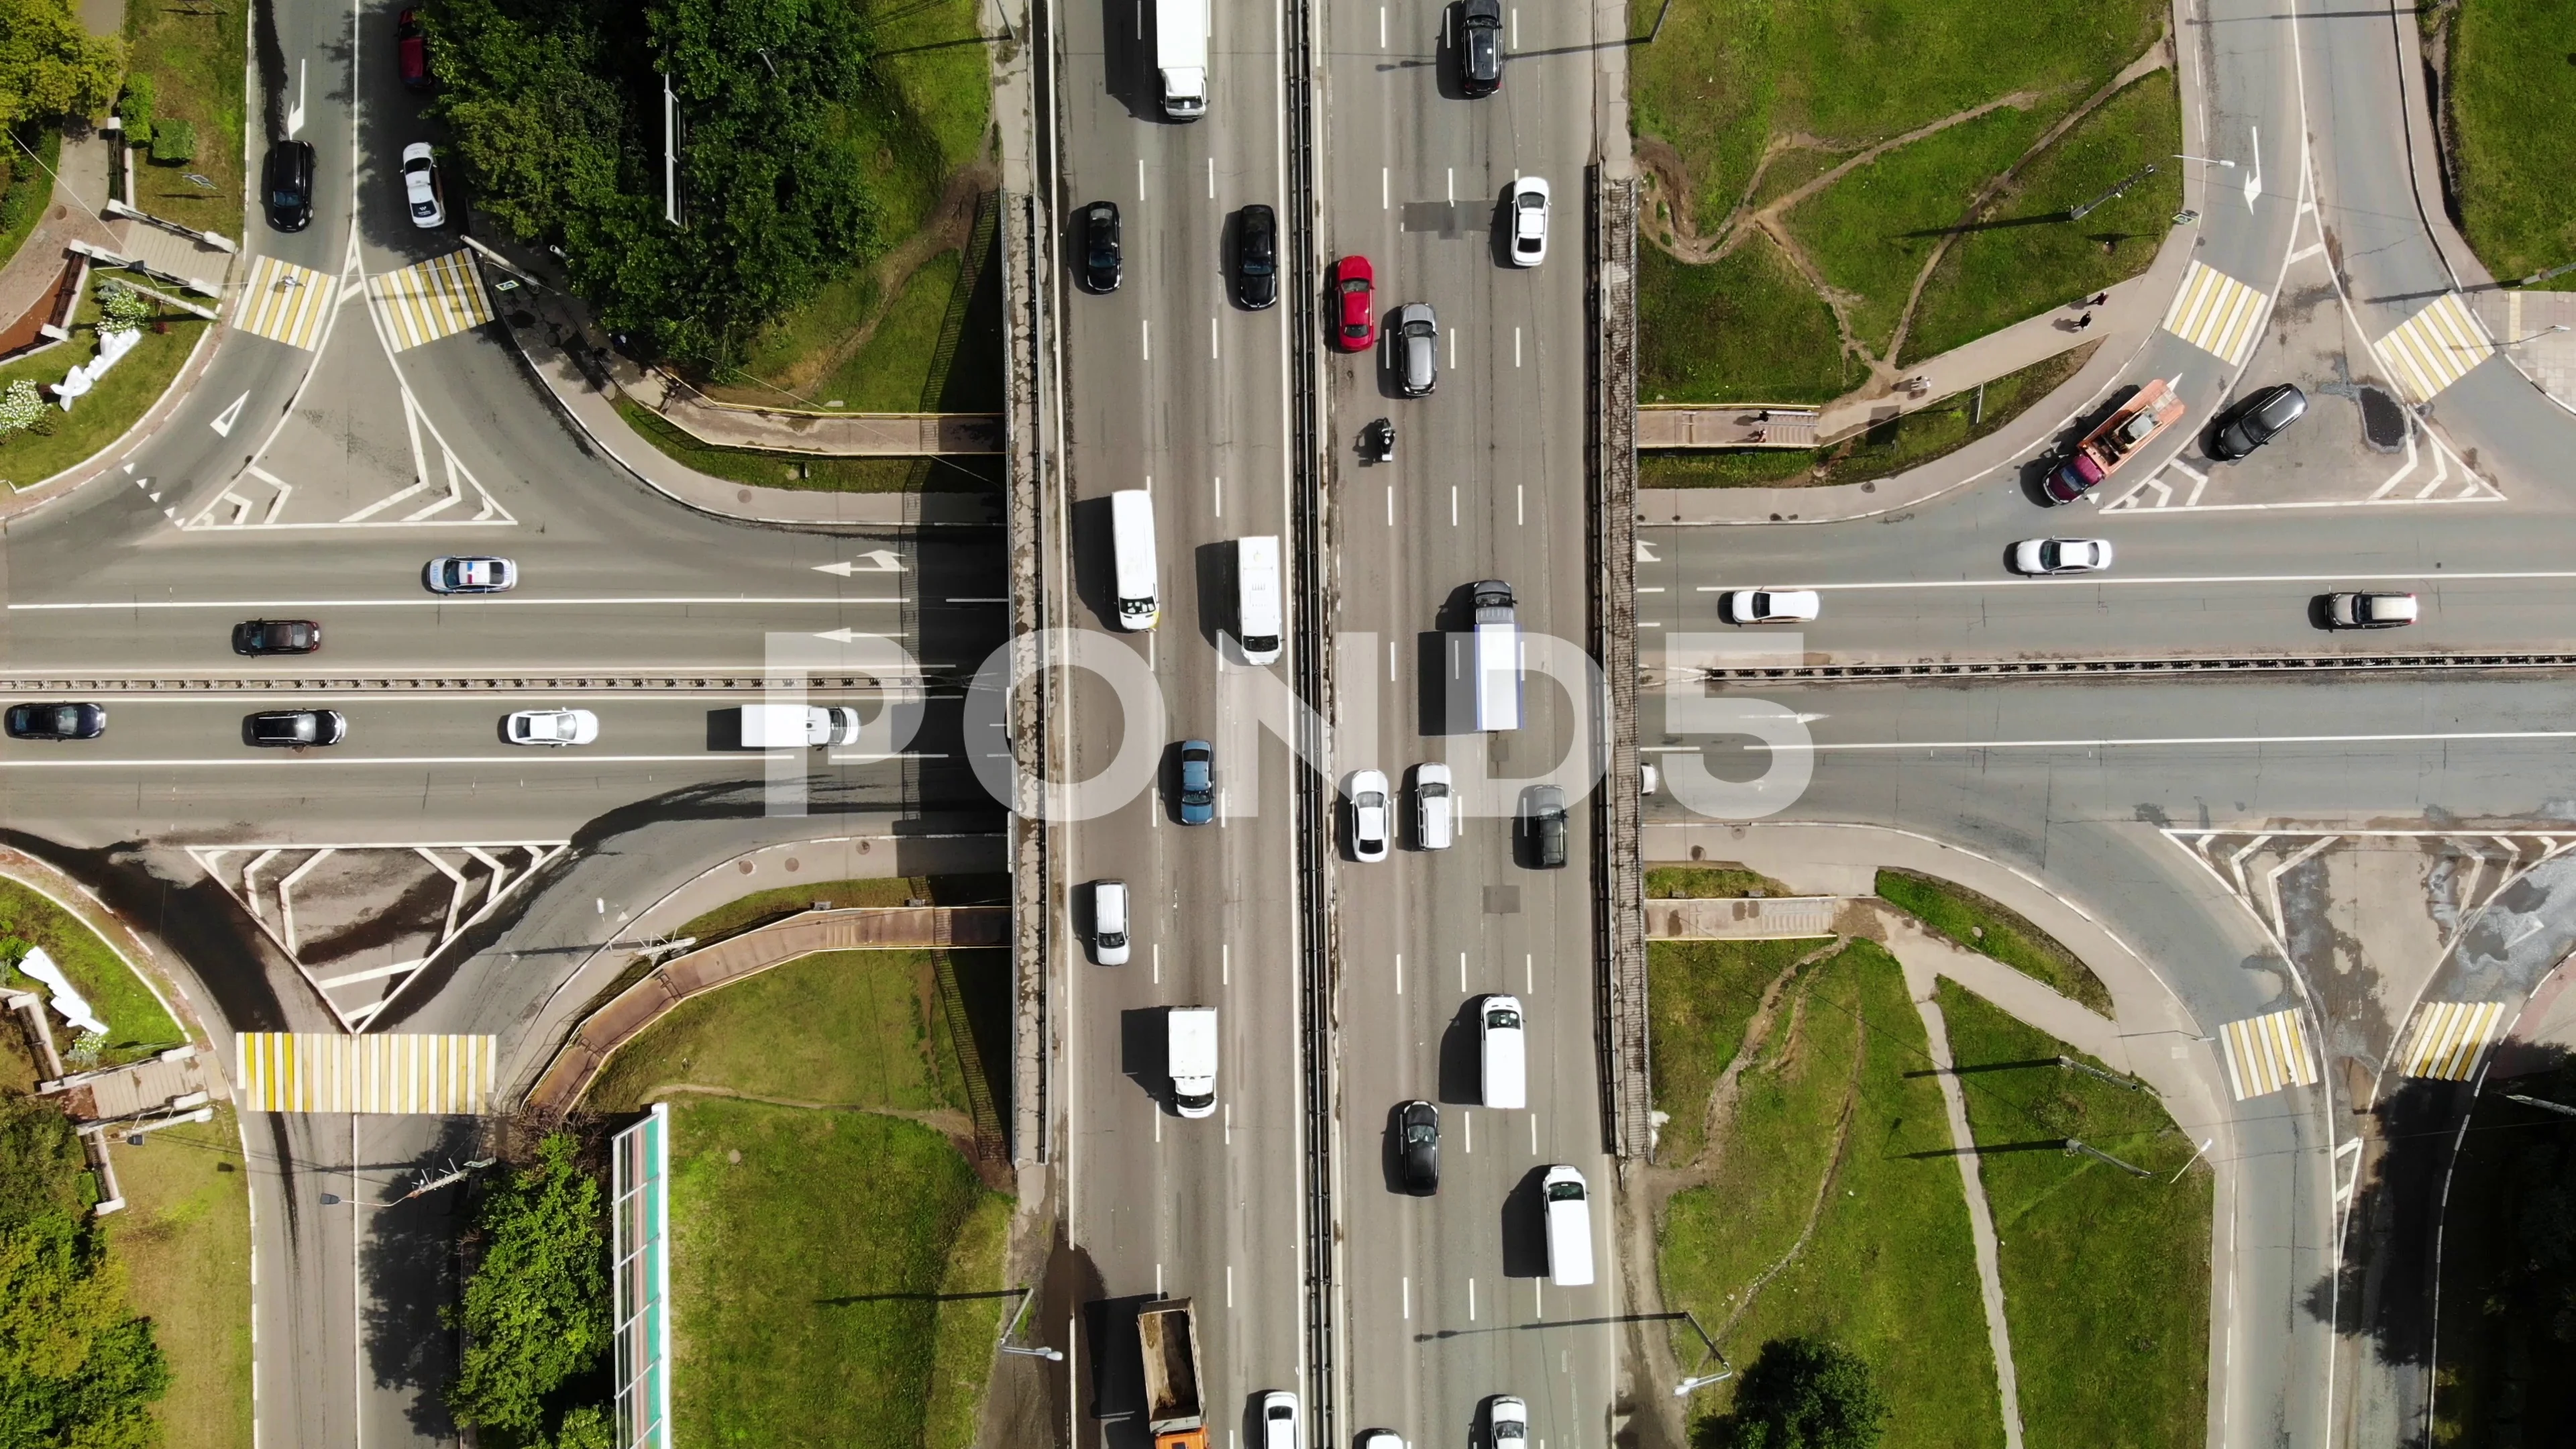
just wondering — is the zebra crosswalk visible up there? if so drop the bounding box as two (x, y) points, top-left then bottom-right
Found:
(366, 250), (496, 351)
(234, 255), (338, 351)
(2375, 292), (2491, 403)
(2398, 1000), (2506, 1081)
(2218, 1008), (2318, 1101)
(235, 1032), (498, 1114)
(2159, 260), (2268, 367)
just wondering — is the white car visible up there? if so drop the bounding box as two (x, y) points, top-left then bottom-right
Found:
(505, 708), (599, 746)
(1721, 588), (1820, 624)
(1489, 1395), (1529, 1442)
(2010, 537), (2114, 575)
(1413, 762), (1454, 851)
(1507, 176), (1550, 267)
(400, 142), (445, 228)
(1258, 1389), (1299, 1449)
(1347, 769), (1390, 862)
(425, 555), (516, 593)
(1355, 1433), (1404, 1449)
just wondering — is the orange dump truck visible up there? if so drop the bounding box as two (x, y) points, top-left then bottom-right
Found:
(1139, 1297), (1208, 1449)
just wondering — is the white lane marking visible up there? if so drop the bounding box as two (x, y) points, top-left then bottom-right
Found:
(210, 392), (249, 437)
(1222, 943), (1230, 986)
(2288, 241), (2326, 264)
(1446, 166), (1454, 203)
(1211, 315), (1220, 359)
(1515, 327), (1522, 367)
(2244, 124), (2261, 211)
(1460, 951), (1467, 991)
(1517, 484), (1524, 526)
(1395, 952), (1403, 996)
(1226, 1263), (1234, 1306)
(0, 754), (781, 769)
(1529, 1112), (1537, 1154)
(1450, 485), (1458, 527)
(1695, 727), (2576, 753)
(1511, 6), (1517, 44)
(1389, 640), (1397, 681)
(1382, 167), (1390, 210)
(1380, 4), (1386, 45)
(11, 595), (901, 610)
(814, 550), (906, 574)
(1138, 156), (1146, 196)
(1525, 953), (1532, 994)
(1448, 325), (1456, 369)
(1386, 484), (1394, 525)
(286, 58), (306, 136)
(1214, 475), (1223, 517)
(1142, 318), (1152, 361)
(1463, 1108), (1472, 1152)
(1686, 567), (2576, 592)
(1402, 1276), (1410, 1320)
(1206, 157), (1214, 199)
(1468, 1277), (1477, 1321)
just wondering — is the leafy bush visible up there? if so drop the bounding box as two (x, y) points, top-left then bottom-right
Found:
(445, 1132), (610, 1437)
(95, 280), (150, 335)
(0, 378), (43, 436)
(0, 1097), (172, 1448)
(1698, 1336), (1888, 1449)
(0, 0), (124, 130)
(117, 72), (154, 136)
(145, 118), (193, 164)
(426, 0), (886, 364)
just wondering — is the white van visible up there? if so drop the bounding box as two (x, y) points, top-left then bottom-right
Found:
(1168, 1006), (1218, 1118)
(1091, 879), (1130, 965)
(1111, 489), (1159, 631)
(1237, 535), (1282, 665)
(1469, 580), (1521, 732)
(1413, 763), (1454, 851)
(1542, 1164), (1595, 1287)
(1480, 994), (1525, 1109)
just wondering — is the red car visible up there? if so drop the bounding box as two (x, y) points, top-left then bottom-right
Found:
(1332, 255), (1376, 350)
(396, 9), (430, 89)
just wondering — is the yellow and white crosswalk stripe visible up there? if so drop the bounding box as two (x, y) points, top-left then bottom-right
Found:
(2218, 1008), (2318, 1100)
(367, 250), (496, 351)
(2160, 260), (2268, 366)
(2398, 1000), (2506, 1081)
(235, 255), (337, 350)
(235, 1032), (498, 1114)
(2375, 292), (2491, 403)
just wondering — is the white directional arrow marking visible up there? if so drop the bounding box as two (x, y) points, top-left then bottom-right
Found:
(811, 628), (892, 643)
(1635, 540), (1660, 564)
(2243, 125), (2260, 211)
(286, 60), (307, 138)
(812, 550), (906, 576)
(209, 391), (248, 436)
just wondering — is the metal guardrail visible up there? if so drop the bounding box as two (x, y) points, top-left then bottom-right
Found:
(1686, 650), (2576, 684)
(0, 674), (934, 694)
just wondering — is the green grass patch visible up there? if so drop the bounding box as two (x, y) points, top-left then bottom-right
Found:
(103, 1106), (253, 1449)
(609, 396), (1003, 494)
(664, 1096), (1010, 1449)
(0, 125), (62, 274)
(1749, 144), (1848, 212)
(1661, 939), (2004, 1448)
(1640, 447), (1819, 488)
(586, 948), (1004, 1119)
(1648, 865), (1792, 899)
(1875, 867), (2110, 1014)
(1783, 103), (2046, 356)
(1640, 234), (1851, 405)
(672, 876), (961, 947)
(1626, 0), (2162, 241)
(849, 0), (991, 241)
(1937, 982), (2210, 1447)
(0, 875), (185, 1065)
(123, 0), (249, 237)
(810, 248), (957, 411)
(1906, 76), (2184, 362)
(2445, 0), (2576, 287)
(0, 289), (211, 492)
(1648, 938), (1823, 1166)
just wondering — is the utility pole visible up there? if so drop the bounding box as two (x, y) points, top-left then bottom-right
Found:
(2068, 164), (2158, 222)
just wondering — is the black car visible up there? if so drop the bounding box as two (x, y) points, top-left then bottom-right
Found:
(1082, 201), (1122, 293)
(5, 702), (105, 741)
(1234, 204), (1278, 310)
(1521, 784), (1568, 869)
(233, 619), (321, 655)
(1397, 1100), (1440, 1193)
(246, 709), (347, 747)
(2208, 382), (2308, 460)
(264, 140), (316, 233)
(1458, 0), (1504, 97)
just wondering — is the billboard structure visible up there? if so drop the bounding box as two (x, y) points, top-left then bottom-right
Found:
(612, 1104), (672, 1448)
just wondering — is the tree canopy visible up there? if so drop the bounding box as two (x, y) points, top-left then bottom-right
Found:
(0, 1098), (170, 1449)
(425, 0), (885, 364)
(0, 0), (122, 131)
(1701, 1336), (1890, 1449)
(445, 1132), (610, 1438)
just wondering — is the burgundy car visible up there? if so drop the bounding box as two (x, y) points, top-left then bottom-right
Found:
(1332, 255), (1376, 351)
(397, 9), (429, 89)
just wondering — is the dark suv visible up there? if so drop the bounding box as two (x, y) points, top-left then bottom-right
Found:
(1234, 204), (1278, 310)
(2208, 383), (2307, 461)
(1082, 201), (1122, 293)
(1458, 0), (1504, 96)
(246, 709), (347, 747)
(264, 140), (316, 232)
(1521, 784), (1568, 869)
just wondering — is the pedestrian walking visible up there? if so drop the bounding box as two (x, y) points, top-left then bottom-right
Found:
(2075, 312), (2094, 331)
(2088, 291), (2110, 307)
(1746, 428), (1768, 444)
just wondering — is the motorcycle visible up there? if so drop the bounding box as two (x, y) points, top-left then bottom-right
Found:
(1364, 417), (1396, 464)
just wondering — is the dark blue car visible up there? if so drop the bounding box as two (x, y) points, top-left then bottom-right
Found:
(1177, 739), (1215, 825)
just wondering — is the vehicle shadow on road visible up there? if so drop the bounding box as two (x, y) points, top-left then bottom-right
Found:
(1118, 1007), (1167, 1112)
(1498, 1165), (1552, 1278)
(1438, 999), (1484, 1106)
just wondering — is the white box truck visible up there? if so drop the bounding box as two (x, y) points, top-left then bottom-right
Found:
(1112, 489), (1160, 631)
(1470, 579), (1521, 731)
(1542, 1164), (1595, 1287)
(737, 704), (860, 747)
(1168, 1006), (1218, 1118)
(1237, 535), (1281, 665)
(1156, 0), (1209, 119)
(1480, 994), (1525, 1108)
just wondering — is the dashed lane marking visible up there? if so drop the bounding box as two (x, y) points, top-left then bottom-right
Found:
(236, 1032), (496, 1113)
(235, 256), (338, 350)
(2218, 1008), (2318, 1100)
(2399, 1000), (2506, 1081)
(2375, 292), (2492, 403)
(2160, 260), (2268, 366)
(366, 250), (496, 351)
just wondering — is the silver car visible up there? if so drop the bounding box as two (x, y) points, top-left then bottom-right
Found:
(1391, 303), (1437, 397)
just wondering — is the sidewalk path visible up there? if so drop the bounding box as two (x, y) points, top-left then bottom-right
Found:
(499, 269), (1001, 529)
(635, 368), (1002, 455)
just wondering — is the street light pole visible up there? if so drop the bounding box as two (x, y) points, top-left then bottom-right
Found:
(2502, 323), (2571, 346)
(1674, 1371), (1734, 1396)
(1000, 1345), (1065, 1361)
